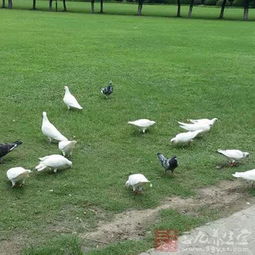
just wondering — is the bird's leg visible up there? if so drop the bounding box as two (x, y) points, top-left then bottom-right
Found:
(142, 128), (146, 134)
(136, 186), (143, 194)
(48, 137), (52, 143)
(229, 160), (238, 167)
(11, 181), (15, 188)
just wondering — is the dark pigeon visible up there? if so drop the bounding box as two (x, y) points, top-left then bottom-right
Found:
(0, 141), (23, 162)
(157, 153), (178, 174)
(101, 81), (113, 97)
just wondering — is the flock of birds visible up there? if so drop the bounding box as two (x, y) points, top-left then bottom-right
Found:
(126, 117), (251, 192)
(3, 83), (112, 187)
(1, 82), (254, 193)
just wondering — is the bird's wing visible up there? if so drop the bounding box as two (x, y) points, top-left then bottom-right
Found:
(43, 155), (69, 168)
(167, 157), (176, 166)
(128, 120), (145, 127)
(217, 150), (242, 159)
(7, 167), (25, 179)
(42, 122), (68, 141)
(64, 94), (82, 109)
(188, 119), (200, 123)
(188, 119), (209, 124)
(0, 144), (11, 157)
(181, 131), (194, 139)
(129, 174), (149, 185)
(179, 123), (194, 131)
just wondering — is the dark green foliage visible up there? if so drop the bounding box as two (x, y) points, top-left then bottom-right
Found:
(204, 0), (216, 5)
(231, 0), (243, 5)
(193, 0), (203, 5)
(216, 0), (231, 6)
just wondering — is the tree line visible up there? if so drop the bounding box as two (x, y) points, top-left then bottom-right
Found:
(1, 0), (252, 20)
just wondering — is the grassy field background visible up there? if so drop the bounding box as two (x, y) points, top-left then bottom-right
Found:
(1, 2), (255, 254)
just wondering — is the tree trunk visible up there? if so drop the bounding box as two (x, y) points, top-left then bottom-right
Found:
(188, 0), (194, 17)
(63, 0), (66, 11)
(2, 0), (6, 8)
(8, 0), (12, 8)
(49, 0), (53, 9)
(137, 0), (144, 16)
(177, 0), (181, 17)
(91, 0), (95, 13)
(219, 0), (227, 19)
(32, 0), (36, 9)
(100, 0), (103, 13)
(243, 0), (249, 20)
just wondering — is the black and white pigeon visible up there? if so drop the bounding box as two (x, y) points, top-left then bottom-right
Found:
(101, 81), (113, 97)
(0, 141), (23, 162)
(157, 153), (178, 174)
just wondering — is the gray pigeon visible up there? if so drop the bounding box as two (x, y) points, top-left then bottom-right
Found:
(0, 141), (23, 162)
(101, 81), (113, 97)
(157, 153), (178, 174)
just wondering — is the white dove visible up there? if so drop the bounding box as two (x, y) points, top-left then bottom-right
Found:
(125, 173), (152, 193)
(170, 130), (202, 144)
(233, 169), (255, 182)
(35, 154), (72, 173)
(128, 119), (156, 133)
(41, 112), (68, 143)
(58, 140), (77, 157)
(7, 167), (32, 187)
(178, 121), (212, 133)
(63, 86), (83, 110)
(217, 149), (249, 165)
(188, 118), (218, 126)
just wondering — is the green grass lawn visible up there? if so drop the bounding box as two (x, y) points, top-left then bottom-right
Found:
(1, 2), (255, 254)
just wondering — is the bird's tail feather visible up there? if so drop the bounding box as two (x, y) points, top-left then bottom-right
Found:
(9, 141), (23, 151)
(180, 125), (189, 131)
(178, 121), (187, 126)
(157, 153), (166, 163)
(14, 141), (23, 146)
(35, 163), (47, 172)
(232, 172), (242, 178)
(217, 149), (224, 154)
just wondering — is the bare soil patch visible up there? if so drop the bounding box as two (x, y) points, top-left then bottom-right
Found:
(1, 180), (254, 255)
(80, 179), (255, 247)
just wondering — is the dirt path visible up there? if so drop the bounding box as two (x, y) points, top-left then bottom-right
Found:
(80, 180), (255, 248)
(1, 180), (254, 255)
